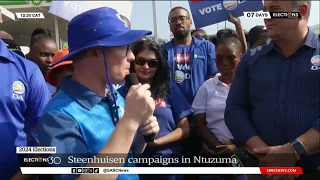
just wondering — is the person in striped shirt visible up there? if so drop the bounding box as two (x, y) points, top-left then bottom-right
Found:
(225, 1), (319, 180)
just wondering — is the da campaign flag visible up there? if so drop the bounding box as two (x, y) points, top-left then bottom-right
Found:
(189, 0), (263, 28)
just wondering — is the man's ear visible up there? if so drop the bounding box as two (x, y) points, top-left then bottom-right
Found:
(298, 3), (309, 18)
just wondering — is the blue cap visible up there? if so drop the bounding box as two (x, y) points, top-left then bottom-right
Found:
(55, 7), (152, 65)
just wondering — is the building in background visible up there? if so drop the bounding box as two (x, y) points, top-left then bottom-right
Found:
(0, 5), (16, 23)
(0, 0), (133, 49)
(0, 0), (68, 48)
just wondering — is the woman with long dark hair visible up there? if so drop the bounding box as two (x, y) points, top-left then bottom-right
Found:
(118, 38), (192, 180)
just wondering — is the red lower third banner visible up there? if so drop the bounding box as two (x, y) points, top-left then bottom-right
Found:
(21, 167), (303, 175)
(259, 167), (303, 175)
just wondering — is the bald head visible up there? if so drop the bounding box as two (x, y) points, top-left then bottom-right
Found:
(0, 30), (13, 40)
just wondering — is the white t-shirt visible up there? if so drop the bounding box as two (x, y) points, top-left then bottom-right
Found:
(192, 74), (234, 143)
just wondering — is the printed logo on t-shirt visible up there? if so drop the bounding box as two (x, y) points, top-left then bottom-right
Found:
(12, 80), (25, 101)
(174, 53), (191, 83)
(119, 106), (125, 118)
(175, 53), (191, 63)
(154, 98), (166, 108)
(113, 84), (123, 90)
(310, 55), (320, 71)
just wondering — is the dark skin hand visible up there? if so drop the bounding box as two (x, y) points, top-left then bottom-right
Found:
(194, 113), (222, 151)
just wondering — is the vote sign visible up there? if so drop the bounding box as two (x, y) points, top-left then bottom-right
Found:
(189, 0), (263, 28)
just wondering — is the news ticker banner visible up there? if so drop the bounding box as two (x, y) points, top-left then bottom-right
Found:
(16, 147), (304, 175)
(20, 167), (303, 175)
(244, 12), (302, 19)
(189, 0), (263, 28)
(13, 11), (301, 21)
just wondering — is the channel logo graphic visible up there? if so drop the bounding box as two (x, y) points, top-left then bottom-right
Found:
(23, 156), (61, 165)
(244, 12), (301, 19)
(271, 12), (301, 18)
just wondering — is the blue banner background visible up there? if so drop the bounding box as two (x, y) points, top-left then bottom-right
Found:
(189, 0), (263, 28)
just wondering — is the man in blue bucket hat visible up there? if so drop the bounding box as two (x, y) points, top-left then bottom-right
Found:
(38, 7), (159, 180)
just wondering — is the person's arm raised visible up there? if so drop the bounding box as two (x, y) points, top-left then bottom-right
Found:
(228, 13), (248, 53)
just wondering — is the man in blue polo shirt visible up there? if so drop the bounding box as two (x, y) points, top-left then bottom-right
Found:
(0, 39), (50, 179)
(38, 7), (159, 180)
(162, 6), (218, 104)
(225, 1), (319, 180)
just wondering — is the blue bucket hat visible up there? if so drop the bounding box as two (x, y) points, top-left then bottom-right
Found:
(54, 7), (152, 65)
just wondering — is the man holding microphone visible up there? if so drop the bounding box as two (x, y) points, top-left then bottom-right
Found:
(38, 7), (159, 180)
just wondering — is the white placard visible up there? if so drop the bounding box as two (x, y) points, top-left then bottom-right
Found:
(49, 1), (133, 22)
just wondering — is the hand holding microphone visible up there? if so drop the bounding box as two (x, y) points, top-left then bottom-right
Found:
(124, 73), (159, 142)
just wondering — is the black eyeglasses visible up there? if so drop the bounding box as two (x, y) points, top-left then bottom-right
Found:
(168, 16), (189, 25)
(134, 57), (159, 68)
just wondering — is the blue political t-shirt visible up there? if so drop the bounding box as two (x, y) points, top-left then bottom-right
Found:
(118, 81), (193, 155)
(0, 40), (50, 179)
(162, 37), (218, 104)
(171, 45), (193, 101)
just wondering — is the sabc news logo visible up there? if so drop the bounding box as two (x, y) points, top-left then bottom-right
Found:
(244, 12), (301, 19)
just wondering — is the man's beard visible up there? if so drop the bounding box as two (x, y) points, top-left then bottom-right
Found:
(173, 30), (189, 40)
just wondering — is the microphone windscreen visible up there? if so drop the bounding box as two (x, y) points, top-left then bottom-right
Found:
(124, 73), (155, 143)
(125, 73), (139, 87)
